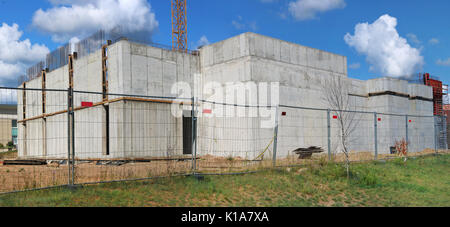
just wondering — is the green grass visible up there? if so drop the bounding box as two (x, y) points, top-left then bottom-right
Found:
(0, 154), (449, 207)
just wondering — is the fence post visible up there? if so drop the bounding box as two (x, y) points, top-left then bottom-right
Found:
(327, 109), (331, 161)
(445, 116), (449, 150)
(194, 98), (198, 172)
(191, 96), (196, 172)
(71, 90), (75, 186)
(67, 88), (72, 186)
(434, 116), (438, 154)
(374, 112), (378, 160)
(405, 115), (409, 151)
(272, 106), (280, 167)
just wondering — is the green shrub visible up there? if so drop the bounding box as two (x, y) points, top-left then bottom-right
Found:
(7, 141), (14, 148)
(0, 143), (3, 149)
(392, 157), (407, 166)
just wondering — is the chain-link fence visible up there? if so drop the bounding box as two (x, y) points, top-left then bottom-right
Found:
(0, 87), (448, 194)
(196, 101), (275, 173)
(0, 87), (69, 193)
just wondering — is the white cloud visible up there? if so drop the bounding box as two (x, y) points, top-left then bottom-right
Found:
(0, 61), (23, 80)
(429, 38), (439, 45)
(0, 23), (49, 64)
(436, 58), (450, 66)
(32, 0), (159, 42)
(406, 33), (421, 46)
(197, 35), (210, 48)
(288, 0), (346, 21)
(344, 14), (424, 77)
(0, 88), (17, 104)
(0, 23), (49, 86)
(406, 33), (424, 52)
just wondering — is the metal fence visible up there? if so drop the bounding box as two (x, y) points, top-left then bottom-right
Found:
(0, 87), (448, 194)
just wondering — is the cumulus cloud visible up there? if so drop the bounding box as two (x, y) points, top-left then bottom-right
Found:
(0, 61), (23, 81)
(0, 23), (49, 64)
(197, 35), (210, 49)
(32, 0), (159, 42)
(0, 23), (49, 86)
(344, 14), (424, 77)
(0, 88), (18, 104)
(289, 0), (346, 21)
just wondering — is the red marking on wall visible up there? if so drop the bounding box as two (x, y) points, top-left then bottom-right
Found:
(378, 118), (382, 122)
(333, 116), (338, 119)
(81, 102), (93, 107)
(203, 109), (212, 114)
(282, 112), (287, 116)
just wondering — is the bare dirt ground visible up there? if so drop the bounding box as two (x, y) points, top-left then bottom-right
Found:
(1, 149), (449, 193)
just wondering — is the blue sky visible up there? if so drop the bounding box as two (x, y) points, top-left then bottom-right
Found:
(0, 0), (449, 90)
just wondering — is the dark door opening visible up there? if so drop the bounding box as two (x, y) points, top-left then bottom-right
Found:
(183, 114), (196, 155)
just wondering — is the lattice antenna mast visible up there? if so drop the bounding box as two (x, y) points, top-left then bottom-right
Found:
(172, 0), (188, 52)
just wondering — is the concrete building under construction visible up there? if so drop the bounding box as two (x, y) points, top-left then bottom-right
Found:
(17, 32), (441, 160)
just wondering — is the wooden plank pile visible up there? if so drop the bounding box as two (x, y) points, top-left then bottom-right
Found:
(2, 160), (47, 166)
(293, 146), (324, 159)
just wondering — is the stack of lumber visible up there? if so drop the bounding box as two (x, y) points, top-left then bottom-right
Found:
(2, 160), (47, 166)
(293, 147), (324, 159)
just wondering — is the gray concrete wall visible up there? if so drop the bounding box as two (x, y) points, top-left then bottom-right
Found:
(17, 40), (196, 159)
(73, 101), (182, 160)
(16, 32), (438, 160)
(198, 32), (435, 158)
(112, 40), (199, 97)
